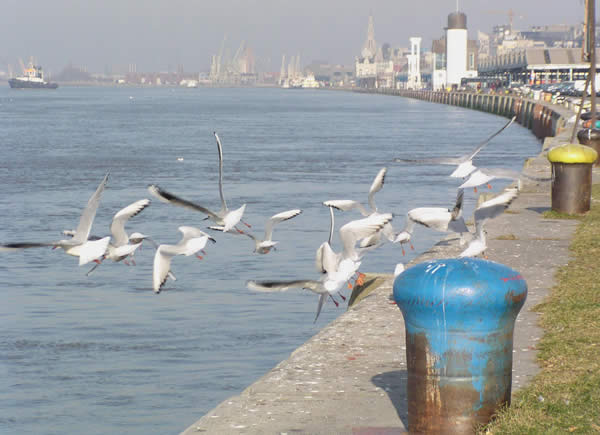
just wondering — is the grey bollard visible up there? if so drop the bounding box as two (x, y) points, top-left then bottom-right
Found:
(577, 128), (600, 167)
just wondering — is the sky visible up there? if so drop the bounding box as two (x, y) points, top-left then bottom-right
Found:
(0, 0), (591, 74)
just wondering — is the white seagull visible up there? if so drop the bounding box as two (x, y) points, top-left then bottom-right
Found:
(153, 226), (216, 293)
(394, 116), (516, 178)
(459, 187), (519, 258)
(84, 198), (152, 275)
(241, 209), (302, 254)
(148, 132), (248, 233)
(323, 167), (397, 248)
(406, 188), (469, 244)
(459, 167), (523, 192)
(247, 212), (393, 322)
(0, 173), (111, 266)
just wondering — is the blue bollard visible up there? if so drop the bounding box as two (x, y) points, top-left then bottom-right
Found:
(393, 258), (527, 434)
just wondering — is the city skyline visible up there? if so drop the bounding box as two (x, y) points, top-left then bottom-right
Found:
(1, 0), (589, 74)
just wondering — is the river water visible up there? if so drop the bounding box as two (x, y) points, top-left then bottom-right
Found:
(0, 86), (540, 434)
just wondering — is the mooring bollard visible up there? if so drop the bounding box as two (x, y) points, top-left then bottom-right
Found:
(393, 258), (527, 434)
(577, 129), (600, 167)
(547, 143), (598, 214)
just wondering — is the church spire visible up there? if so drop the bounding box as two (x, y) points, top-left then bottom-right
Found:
(361, 15), (377, 59)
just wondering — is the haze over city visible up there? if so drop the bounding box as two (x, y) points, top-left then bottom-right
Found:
(1, 0), (589, 73)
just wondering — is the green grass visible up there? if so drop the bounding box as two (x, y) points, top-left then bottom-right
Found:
(482, 185), (600, 433)
(542, 210), (586, 220)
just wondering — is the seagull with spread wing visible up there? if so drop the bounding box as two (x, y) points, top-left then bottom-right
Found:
(153, 226), (216, 293)
(394, 116), (516, 178)
(0, 173), (111, 266)
(247, 212), (393, 322)
(459, 187), (519, 258)
(83, 198), (152, 275)
(148, 132), (248, 233)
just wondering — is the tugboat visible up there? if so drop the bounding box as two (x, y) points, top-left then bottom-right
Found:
(8, 63), (58, 89)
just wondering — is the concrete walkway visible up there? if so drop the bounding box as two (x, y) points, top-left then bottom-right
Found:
(181, 123), (596, 434)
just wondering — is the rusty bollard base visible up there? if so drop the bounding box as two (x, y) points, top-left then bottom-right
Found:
(393, 258), (527, 434)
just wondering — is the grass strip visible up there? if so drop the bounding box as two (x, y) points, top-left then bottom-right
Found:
(483, 184), (600, 434)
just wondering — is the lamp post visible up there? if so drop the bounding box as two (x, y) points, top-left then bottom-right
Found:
(585, 0), (596, 127)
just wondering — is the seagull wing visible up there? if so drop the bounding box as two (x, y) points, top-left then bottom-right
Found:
(72, 172), (109, 244)
(394, 156), (464, 165)
(263, 209), (302, 242)
(450, 188), (465, 220)
(367, 167), (387, 212)
(339, 213), (393, 260)
(246, 279), (324, 294)
(323, 200), (370, 216)
(477, 167), (523, 180)
(408, 207), (452, 232)
(314, 294), (327, 323)
(466, 116), (516, 161)
(110, 199), (151, 247)
(178, 226), (216, 246)
(0, 241), (59, 251)
(214, 132), (228, 214)
(78, 237), (111, 266)
(153, 245), (178, 293)
(147, 184), (220, 220)
(474, 188), (519, 224)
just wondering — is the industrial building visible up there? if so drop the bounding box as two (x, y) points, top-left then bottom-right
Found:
(478, 48), (592, 85)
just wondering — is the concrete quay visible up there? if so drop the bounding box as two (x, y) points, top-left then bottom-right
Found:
(181, 96), (594, 434)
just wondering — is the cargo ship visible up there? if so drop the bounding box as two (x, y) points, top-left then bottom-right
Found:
(8, 63), (58, 89)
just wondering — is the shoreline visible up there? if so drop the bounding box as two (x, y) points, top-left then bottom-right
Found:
(180, 92), (592, 434)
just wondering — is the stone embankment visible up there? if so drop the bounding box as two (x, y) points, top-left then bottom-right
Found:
(181, 91), (594, 434)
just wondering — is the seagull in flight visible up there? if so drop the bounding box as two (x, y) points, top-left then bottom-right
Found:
(153, 226), (216, 293)
(394, 116), (516, 178)
(148, 132), (248, 233)
(323, 167), (397, 248)
(459, 167), (550, 192)
(459, 187), (519, 258)
(0, 173), (111, 266)
(84, 198), (152, 275)
(241, 209), (302, 254)
(209, 208), (302, 254)
(406, 188), (469, 245)
(247, 212), (393, 322)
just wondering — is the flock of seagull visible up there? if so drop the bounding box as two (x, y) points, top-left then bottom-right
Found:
(1, 117), (541, 321)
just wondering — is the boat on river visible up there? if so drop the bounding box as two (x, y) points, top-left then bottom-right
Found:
(9, 63), (58, 89)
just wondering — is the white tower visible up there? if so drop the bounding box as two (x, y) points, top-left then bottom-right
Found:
(407, 37), (422, 89)
(446, 11), (468, 86)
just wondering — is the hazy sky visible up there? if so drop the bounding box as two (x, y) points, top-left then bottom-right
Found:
(1, 0), (590, 74)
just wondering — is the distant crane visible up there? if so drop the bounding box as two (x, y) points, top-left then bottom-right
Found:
(485, 9), (525, 31)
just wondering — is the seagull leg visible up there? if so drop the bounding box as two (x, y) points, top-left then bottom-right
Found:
(339, 293), (347, 301)
(241, 220), (252, 228)
(474, 187), (478, 193)
(329, 295), (339, 307)
(123, 259), (130, 266)
(196, 254), (203, 260)
(86, 262), (101, 276)
(401, 245), (406, 256)
(487, 183), (492, 189)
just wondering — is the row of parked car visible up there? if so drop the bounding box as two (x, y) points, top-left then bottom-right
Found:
(508, 81), (598, 98)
